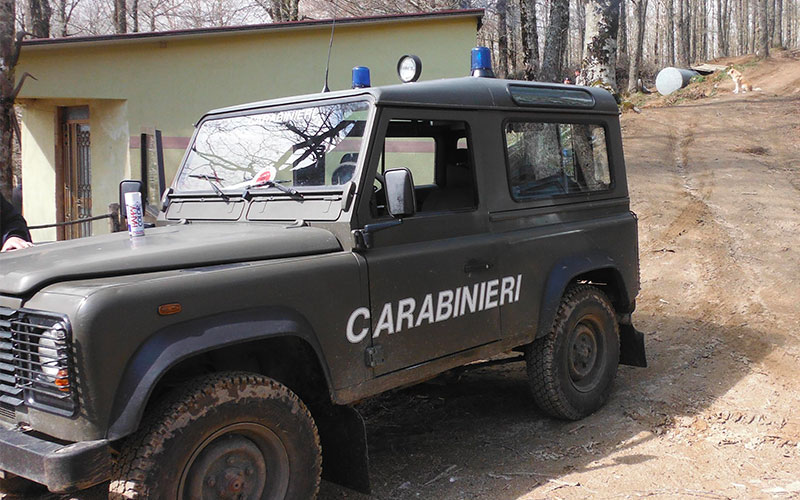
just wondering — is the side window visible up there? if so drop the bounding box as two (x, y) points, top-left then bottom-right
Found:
(505, 121), (611, 200)
(381, 136), (436, 185)
(372, 119), (477, 217)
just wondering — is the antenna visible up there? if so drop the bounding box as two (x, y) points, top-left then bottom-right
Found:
(322, 17), (336, 93)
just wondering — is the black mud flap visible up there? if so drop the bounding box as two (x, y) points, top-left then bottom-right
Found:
(314, 404), (370, 494)
(619, 316), (647, 368)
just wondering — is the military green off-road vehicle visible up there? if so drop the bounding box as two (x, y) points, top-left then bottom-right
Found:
(0, 52), (645, 498)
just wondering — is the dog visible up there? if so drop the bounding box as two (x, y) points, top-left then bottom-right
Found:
(728, 68), (760, 94)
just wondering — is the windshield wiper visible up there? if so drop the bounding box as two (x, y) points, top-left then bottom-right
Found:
(244, 179), (304, 201)
(189, 174), (230, 202)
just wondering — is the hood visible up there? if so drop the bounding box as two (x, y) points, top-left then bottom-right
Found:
(0, 223), (341, 296)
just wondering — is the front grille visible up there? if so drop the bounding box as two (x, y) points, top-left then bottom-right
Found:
(0, 307), (22, 417)
(0, 307), (75, 417)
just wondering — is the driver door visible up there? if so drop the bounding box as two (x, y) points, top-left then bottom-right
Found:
(359, 110), (503, 376)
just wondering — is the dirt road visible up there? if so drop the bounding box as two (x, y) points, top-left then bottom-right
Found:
(318, 52), (800, 500)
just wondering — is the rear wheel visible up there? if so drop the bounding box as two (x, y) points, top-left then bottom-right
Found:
(526, 285), (620, 420)
(110, 372), (321, 499)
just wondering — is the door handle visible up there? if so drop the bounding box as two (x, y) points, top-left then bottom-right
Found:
(464, 260), (493, 274)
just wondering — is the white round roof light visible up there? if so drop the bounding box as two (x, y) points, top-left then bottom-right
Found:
(397, 55), (422, 83)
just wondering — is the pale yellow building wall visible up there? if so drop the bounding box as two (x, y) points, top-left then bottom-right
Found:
(20, 102), (58, 242)
(16, 15), (479, 236)
(89, 100), (130, 235)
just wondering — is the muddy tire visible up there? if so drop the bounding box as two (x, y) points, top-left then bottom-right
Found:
(110, 372), (321, 500)
(526, 285), (620, 420)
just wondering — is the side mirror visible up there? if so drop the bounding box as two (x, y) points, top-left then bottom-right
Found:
(384, 168), (416, 218)
(119, 179), (145, 217)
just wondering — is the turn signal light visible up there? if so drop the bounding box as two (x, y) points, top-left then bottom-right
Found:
(158, 303), (182, 316)
(55, 369), (70, 393)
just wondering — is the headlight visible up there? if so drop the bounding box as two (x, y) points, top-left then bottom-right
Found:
(38, 322), (71, 393)
(10, 312), (76, 416)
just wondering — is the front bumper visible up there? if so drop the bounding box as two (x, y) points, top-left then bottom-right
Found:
(0, 427), (110, 492)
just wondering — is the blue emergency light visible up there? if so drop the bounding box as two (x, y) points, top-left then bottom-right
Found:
(352, 66), (371, 88)
(470, 47), (495, 78)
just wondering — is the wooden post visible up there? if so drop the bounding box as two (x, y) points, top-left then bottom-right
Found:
(109, 203), (121, 232)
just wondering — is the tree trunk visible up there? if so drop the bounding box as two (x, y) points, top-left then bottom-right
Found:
(737, 0), (745, 54)
(54, 0), (67, 37)
(757, 0), (770, 56)
(269, 0), (300, 22)
(582, 0), (621, 90)
(519, 0), (540, 80)
(627, 0), (647, 91)
(0, 0), (17, 200)
(114, 0), (127, 34)
(26, 0), (52, 38)
(678, 0), (691, 64)
(767, 0), (774, 43)
(577, 0), (586, 65)
(774, 0), (783, 45)
(540, 0), (570, 81)
(667, 0), (676, 64)
(702, 0), (709, 58)
(509, 19), (518, 76)
(618, 0), (628, 65)
(690, 0), (697, 62)
(654, 1), (660, 66)
(750, 0), (757, 53)
(131, 0), (138, 32)
(496, 0), (509, 78)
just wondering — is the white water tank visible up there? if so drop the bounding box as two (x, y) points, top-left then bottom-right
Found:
(655, 67), (700, 95)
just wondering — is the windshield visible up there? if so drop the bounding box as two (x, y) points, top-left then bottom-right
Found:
(175, 100), (370, 193)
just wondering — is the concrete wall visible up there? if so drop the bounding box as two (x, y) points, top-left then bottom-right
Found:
(20, 102), (58, 241)
(15, 15), (479, 238)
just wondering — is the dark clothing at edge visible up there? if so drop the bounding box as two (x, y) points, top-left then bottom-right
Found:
(1, 194), (32, 246)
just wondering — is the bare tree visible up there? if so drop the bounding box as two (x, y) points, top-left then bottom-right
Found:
(53, 0), (80, 36)
(618, 0), (628, 64)
(666, 0), (675, 64)
(676, 0), (690, 64)
(574, 0), (587, 67)
(114, 0), (127, 33)
(519, 0), (539, 80)
(539, 0), (569, 81)
(757, 0), (770, 55)
(496, 0), (509, 77)
(131, 0), (138, 31)
(627, 0), (647, 91)
(26, 0), (52, 38)
(1, 0), (20, 199)
(254, 0), (299, 21)
(774, 0), (783, 45)
(582, 0), (621, 89)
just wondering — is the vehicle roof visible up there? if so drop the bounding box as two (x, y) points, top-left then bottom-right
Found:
(203, 76), (620, 119)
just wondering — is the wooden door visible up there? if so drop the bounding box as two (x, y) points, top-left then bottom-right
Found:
(58, 107), (91, 240)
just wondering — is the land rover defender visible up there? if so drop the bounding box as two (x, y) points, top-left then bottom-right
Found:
(0, 50), (645, 498)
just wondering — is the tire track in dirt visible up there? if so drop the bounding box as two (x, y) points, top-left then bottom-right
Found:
(631, 105), (771, 357)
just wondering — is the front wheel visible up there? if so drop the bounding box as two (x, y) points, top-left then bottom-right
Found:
(110, 372), (321, 499)
(526, 285), (620, 420)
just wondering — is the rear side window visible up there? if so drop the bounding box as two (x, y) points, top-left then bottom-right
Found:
(505, 121), (611, 200)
